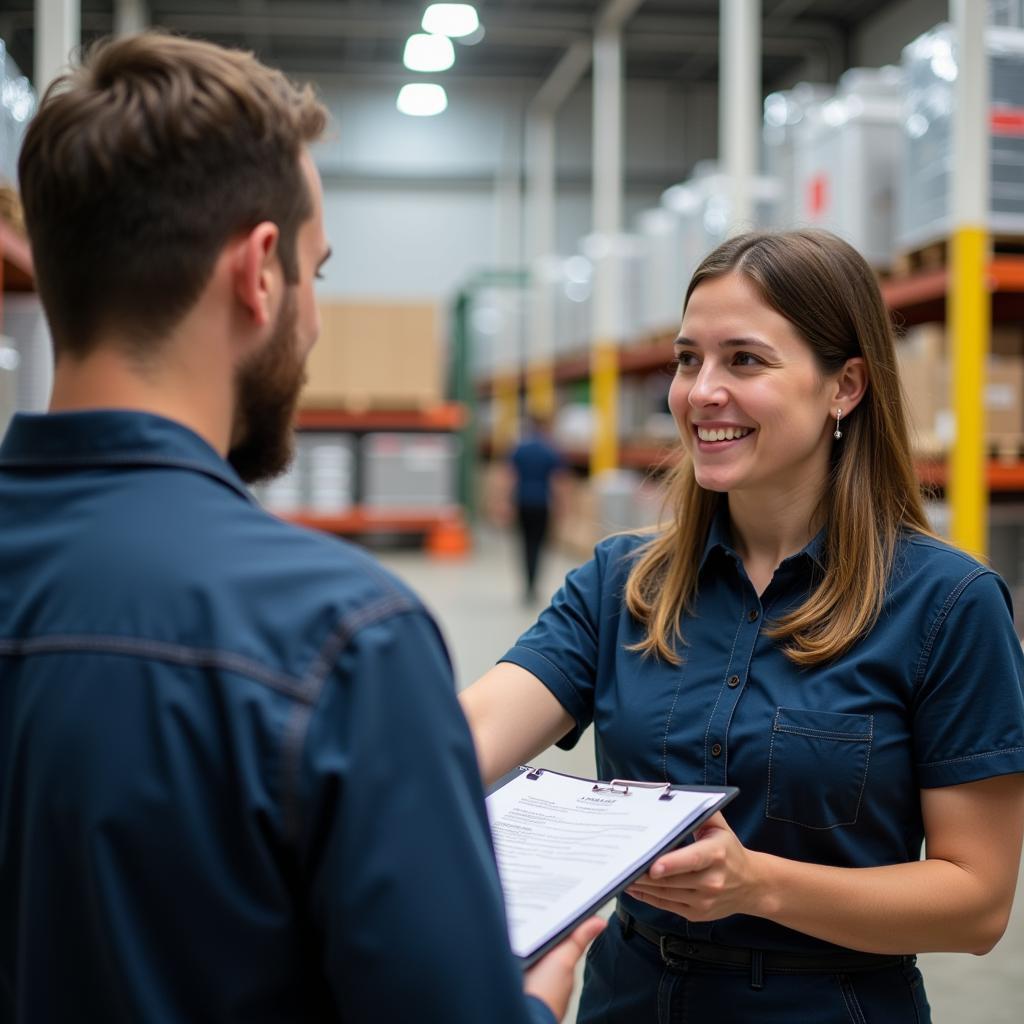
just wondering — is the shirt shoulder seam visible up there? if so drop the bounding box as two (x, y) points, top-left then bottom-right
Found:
(913, 565), (992, 689)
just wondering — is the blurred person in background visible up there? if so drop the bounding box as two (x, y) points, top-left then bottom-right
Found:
(0, 31), (601, 1023)
(504, 413), (568, 604)
(461, 229), (1024, 1023)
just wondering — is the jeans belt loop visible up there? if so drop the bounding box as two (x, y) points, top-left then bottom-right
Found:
(750, 949), (765, 990)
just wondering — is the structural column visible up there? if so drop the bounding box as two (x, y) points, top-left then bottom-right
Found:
(525, 110), (558, 422)
(34, 0), (79, 94)
(114, 0), (149, 36)
(491, 117), (524, 453)
(719, 0), (761, 232)
(589, 23), (624, 476)
(949, 0), (990, 556)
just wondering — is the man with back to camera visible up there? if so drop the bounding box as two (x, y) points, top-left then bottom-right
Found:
(0, 32), (602, 1022)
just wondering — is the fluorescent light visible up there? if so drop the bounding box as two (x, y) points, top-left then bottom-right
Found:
(422, 4), (480, 38)
(403, 33), (455, 73)
(397, 83), (448, 117)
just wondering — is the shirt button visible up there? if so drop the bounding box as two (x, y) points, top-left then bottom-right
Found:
(748, 609), (759, 622)
(711, 742), (723, 757)
(728, 675), (740, 688)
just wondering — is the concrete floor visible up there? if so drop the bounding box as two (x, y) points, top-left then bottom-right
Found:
(377, 527), (1024, 1022)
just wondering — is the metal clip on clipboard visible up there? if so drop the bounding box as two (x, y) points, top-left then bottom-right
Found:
(520, 767), (675, 800)
(591, 779), (676, 801)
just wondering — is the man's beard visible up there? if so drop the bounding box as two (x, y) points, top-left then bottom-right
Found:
(228, 291), (307, 484)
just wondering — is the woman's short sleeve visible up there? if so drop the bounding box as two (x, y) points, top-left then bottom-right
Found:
(499, 547), (611, 750)
(914, 568), (1024, 788)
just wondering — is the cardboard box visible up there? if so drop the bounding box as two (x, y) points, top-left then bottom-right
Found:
(897, 325), (945, 447)
(555, 477), (601, 557)
(903, 357), (1024, 444)
(979, 355), (1024, 437)
(301, 302), (443, 409)
(990, 325), (1024, 357)
(897, 326), (1024, 444)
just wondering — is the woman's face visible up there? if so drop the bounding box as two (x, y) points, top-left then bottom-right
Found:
(668, 271), (840, 501)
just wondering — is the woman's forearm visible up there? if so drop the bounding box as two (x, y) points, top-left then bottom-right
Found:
(751, 851), (1009, 955)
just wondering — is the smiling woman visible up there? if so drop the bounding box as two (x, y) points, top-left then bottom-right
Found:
(460, 228), (1024, 1024)
(630, 229), (911, 663)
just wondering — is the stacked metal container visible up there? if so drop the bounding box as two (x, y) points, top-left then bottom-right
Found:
(662, 161), (779, 271)
(0, 295), (53, 437)
(634, 207), (685, 339)
(552, 254), (593, 358)
(0, 41), (34, 187)
(900, 22), (1024, 249)
(763, 83), (833, 231)
(0, 41), (37, 437)
(362, 433), (461, 510)
(785, 66), (905, 268)
(581, 231), (646, 347)
(256, 433), (357, 515)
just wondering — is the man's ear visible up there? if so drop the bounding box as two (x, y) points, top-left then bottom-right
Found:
(832, 356), (868, 415)
(232, 222), (280, 328)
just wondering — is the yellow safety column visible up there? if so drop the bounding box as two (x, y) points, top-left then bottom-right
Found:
(492, 372), (520, 456)
(949, 0), (990, 556)
(587, 2), (644, 474)
(590, 338), (618, 475)
(526, 361), (556, 422)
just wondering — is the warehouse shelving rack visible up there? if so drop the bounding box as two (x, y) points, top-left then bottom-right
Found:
(472, 254), (1024, 495)
(285, 404), (471, 556)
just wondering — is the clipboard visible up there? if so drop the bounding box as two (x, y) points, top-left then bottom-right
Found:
(486, 766), (738, 968)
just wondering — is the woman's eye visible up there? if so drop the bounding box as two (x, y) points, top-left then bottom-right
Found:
(674, 352), (697, 369)
(733, 351), (763, 367)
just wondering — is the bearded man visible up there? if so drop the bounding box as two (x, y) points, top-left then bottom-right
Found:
(0, 31), (598, 1023)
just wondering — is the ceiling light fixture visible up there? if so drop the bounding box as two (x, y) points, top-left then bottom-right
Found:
(396, 83), (449, 117)
(403, 33), (455, 73)
(422, 4), (480, 39)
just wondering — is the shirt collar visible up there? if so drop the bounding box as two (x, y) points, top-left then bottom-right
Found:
(699, 498), (827, 573)
(0, 410), (253, 503)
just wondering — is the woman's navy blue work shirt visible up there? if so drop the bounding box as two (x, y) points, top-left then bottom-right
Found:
(500, 510), (1024, 954)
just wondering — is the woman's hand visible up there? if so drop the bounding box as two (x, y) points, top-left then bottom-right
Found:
(626, 813), (766, 922)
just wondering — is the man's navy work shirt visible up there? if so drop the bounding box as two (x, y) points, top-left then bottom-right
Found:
(502, 507), (1024, 953)
(0, 411), (552, 1024)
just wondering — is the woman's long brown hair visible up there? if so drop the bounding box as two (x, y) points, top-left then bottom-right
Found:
(624, 229), (935, 666)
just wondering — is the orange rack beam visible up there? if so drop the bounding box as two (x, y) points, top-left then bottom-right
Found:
(295, 404), (466, 431)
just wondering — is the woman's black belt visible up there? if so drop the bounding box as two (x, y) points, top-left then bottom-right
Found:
(617, 906), (914, 990)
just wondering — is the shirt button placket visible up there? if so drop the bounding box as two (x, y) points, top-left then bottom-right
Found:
(707, 600), (761, 785)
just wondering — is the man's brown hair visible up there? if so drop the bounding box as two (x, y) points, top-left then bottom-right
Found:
(18, 31), (327, 356)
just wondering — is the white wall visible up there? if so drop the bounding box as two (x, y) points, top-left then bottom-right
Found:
(310, 73), (708, 303)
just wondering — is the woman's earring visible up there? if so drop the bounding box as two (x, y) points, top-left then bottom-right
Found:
(833, 408), (843, 440)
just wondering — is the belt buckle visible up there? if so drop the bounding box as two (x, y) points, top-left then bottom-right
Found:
(659, 935), (687, 971)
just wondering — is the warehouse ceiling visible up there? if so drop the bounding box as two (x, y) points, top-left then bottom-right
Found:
(0, 1), (900, 90)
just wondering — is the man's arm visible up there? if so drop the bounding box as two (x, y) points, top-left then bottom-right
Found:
(297, 604), (586, 1022)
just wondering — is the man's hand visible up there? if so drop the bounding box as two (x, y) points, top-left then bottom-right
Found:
(523, 916), (607, 1021)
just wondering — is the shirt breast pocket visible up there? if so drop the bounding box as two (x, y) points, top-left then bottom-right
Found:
(765, 707), (873, 830)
